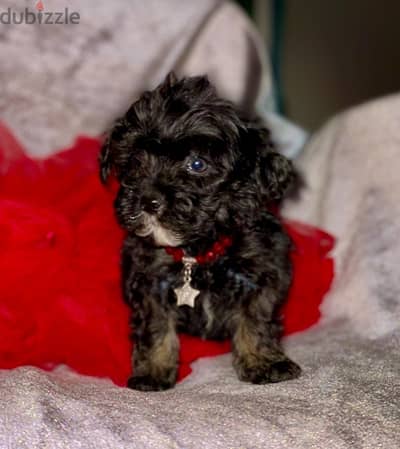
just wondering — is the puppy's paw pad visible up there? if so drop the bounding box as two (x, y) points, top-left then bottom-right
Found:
(127, 375), (175, 392)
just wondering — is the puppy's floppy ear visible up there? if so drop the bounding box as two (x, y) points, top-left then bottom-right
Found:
(99, 118), (128, 184)
(240, 120), (294, 201)
(257, 150), (294, 201)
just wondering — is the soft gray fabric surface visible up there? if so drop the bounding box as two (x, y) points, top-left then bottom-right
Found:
(283, 94), (400, 339)
(1, 325), (399, 449)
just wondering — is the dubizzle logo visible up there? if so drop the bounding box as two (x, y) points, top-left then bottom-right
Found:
(0, 1), (80, 25)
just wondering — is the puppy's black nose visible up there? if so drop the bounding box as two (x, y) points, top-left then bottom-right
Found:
(141, 196), (162, 214)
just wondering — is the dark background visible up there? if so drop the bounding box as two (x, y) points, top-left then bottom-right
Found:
(236, 0), (400, 130)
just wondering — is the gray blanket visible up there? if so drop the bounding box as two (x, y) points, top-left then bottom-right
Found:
(1, 323), (398, 449)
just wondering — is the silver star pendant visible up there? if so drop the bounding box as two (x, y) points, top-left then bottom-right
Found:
(174, 256), (200, 307)
(174, 282), (200, 307)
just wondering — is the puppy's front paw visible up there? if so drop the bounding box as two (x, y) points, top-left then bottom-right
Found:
(235, 357), (301, 384)
(127, 375), (175, 392)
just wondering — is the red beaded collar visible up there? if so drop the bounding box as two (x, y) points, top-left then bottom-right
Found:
(165, 235), (232, 264)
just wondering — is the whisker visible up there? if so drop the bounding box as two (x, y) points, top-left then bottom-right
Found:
(129, 212), (144, 221)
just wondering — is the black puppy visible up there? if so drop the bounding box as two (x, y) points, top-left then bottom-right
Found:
(100, 73), (301, 391)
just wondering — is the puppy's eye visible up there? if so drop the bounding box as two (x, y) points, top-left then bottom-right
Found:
(187, 157), (208, 174)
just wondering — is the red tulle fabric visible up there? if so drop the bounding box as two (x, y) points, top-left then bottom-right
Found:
(0, 123), (335, 386)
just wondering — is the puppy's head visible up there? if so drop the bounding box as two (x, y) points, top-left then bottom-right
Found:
(100, 73), (293, 247)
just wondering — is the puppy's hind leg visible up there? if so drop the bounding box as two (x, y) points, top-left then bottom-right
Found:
(232, 289), (301, 384)
(128, 298), (179, 391)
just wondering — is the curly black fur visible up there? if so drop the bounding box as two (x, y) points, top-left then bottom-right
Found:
(100, 73), (301, 391)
